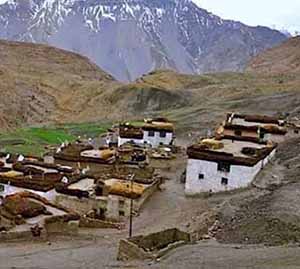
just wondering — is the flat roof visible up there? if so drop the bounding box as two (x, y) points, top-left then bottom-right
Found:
(187, 138), (277, 166)
(119, 125), (144, 139)
(212, 139), (266, 157)
(221, 113), (287, 136)
(227, 113), (284, 126)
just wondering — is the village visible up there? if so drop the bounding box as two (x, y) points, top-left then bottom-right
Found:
(0, 113), (298, 262)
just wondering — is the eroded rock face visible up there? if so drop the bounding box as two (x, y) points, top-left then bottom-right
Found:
(0, 0), (287, 81)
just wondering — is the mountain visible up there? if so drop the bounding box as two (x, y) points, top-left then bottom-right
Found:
(0, 0), (287, 81)
(0, 39), (118, 129)
(2, 38), (300, 134)
(247, 36), (300, 74)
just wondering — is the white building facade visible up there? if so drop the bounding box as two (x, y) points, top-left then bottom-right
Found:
(185, 148), (276, 195)
(117, 127), (174, 148)
(117, 137), (144, 147)
(143, 130), (173, 147)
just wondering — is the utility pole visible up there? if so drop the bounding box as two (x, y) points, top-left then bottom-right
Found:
(128, 174), (135, 238)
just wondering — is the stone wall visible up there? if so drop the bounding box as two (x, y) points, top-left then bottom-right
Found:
(117, 228), (191, 261)
(0, 230), (47, 242)
(55, 194), (107, 215)
(44, 216), (79, 235)
(79, 217), (124, 229)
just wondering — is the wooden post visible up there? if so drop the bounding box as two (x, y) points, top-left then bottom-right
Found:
(129, 174), (135, 238)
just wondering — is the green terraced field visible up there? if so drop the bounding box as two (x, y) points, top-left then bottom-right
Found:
(0, 122), (111, 156)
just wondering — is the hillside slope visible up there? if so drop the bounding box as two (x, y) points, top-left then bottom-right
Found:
(0, 40), (119, 129)
(247, 36), (300, 74)
(2, 39), (300, 136)
(0, 0), (287, 81)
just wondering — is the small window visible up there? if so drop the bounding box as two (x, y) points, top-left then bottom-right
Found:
(234, 130), (242, 136)
(218, 162), (231, 173)
(160, 131), (167, 138)
(259, 132), (265, 139)
(119, 210), (125, 217)
(148, 130), (155, 137)
(119, 200), (125, 208)
(221, 177), (228, 186)
(198, 174), (204, 180)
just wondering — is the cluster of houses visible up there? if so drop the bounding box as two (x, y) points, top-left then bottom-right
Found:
(0, 118), (176, 238)
(0, 112), (292, 243)
(185, 113), (289, 195)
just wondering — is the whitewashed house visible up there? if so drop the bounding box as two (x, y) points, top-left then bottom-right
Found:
(117, 118), (175, 148)
(185, 138), (277, 195)
(142, 119), (175, 147)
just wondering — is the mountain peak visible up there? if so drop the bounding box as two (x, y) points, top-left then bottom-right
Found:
(0, 0), (287, 81)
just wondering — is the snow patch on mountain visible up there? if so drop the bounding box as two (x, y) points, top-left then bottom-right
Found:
(0, 0), (287, 81)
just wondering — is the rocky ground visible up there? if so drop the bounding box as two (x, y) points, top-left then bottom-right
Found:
(215, 137), (300, 246)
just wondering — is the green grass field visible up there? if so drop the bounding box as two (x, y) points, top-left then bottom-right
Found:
(0, 122), (111, 157)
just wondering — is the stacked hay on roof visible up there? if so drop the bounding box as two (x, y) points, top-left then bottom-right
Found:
(2, 193), (51, 219)
(119, 125), (143, 139)
(104, 179), (146, 199)
(200, 139), (224, 150)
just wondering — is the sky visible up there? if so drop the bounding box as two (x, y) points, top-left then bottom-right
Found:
(194, 0), (300, 34)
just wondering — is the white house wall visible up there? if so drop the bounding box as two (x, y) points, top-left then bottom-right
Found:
(117, 137), (144, 147)
(143, 131), (173, 147)
(185, 149), (276, 194)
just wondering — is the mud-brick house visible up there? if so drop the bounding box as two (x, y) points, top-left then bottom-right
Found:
(185, 138), (277, 194)
(55, 167), (161, 221)
(216, 113), (287, 143)
(117, 118), (175, 148)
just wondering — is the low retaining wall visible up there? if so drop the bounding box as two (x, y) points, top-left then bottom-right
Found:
(117, 228), (192, 261)
(79, 217), (124, 229)
(44, 215), (79, 235)
(0, 215), (79, 243)
(0, 230), (47, 242)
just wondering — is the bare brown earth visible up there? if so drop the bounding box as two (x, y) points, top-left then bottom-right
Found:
(247, 36), (300, 74)
(2, 39), (300, 137)
(0, 40), (118, 129)
(214, 137), (300, 246)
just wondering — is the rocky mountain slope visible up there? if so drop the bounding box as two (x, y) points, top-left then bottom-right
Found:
(0, 0), (287, 81)
(247, 36), (300, 74)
